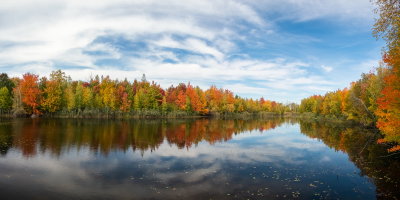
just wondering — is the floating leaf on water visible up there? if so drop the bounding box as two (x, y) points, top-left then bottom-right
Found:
(309, 183), (317, 187)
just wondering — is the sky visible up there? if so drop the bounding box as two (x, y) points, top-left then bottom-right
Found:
(0, 0), (384, 102)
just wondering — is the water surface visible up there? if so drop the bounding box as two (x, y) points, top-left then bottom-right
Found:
(0, 118), (398, 199)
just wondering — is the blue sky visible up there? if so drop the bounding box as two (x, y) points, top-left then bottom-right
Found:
(0, 0), (383, 102)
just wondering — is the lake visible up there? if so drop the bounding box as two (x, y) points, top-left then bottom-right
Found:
(0, 118), (398, 199)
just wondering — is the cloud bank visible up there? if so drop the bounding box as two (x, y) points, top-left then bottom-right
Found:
(0, 0), (381, 102)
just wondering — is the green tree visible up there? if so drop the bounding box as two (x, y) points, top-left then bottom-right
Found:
(134, 91), (141, 111)
(0, 87), (12, 113)
(0, 73), (14, 94)
(161, 96), (168, 114)
(75, 82), (84, 111)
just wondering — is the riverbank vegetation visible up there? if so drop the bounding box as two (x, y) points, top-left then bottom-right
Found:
(300, 0), (400, 152)
(0, 72), (297, 119)
(299, 66), (389, 126)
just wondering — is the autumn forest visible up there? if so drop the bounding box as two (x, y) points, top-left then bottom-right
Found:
(300, 0), (400, 152)
(0, 71), (293, 118)
(0, 1), (399, 154)
(1, 0), (400, 199)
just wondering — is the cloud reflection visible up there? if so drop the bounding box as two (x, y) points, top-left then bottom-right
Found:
(0, 118), (387, 199)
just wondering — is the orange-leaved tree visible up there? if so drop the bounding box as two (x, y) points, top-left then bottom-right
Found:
(373, 0), (400, 151)
(20, 73), (41, 115)
(375, 53), (400, 152)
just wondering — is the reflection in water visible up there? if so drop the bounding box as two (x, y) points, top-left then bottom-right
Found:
(0, 118), (398, 199)
(0, 118), (287, 157)
(300, 120), (400, 199)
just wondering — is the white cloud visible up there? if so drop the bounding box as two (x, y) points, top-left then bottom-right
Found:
(0, 0), (378, 102)
(321, 65), (333, 72)
(153, 37), (225, 60)
(244, 0), (374, 23)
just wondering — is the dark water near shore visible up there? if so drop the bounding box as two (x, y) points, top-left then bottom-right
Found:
(0, 118), (398, 199)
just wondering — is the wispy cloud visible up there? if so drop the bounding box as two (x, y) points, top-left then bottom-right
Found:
(321, 65), (333, 72)
(0, 0), (381, 102)
(245, 0), (374, 23)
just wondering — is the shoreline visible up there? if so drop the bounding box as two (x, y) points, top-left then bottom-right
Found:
(0, 111), (294, 120)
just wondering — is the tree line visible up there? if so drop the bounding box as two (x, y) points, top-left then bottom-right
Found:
(0, 71), (297, 118)
(300, 0), (400, 152)
(299, 66), (388, 125)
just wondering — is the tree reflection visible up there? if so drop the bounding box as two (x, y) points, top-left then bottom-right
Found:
(1, 118), (398, 198)
(4, 118), (286, 157)
(299, 119), (400, 199)
(0, 121), (13, 155)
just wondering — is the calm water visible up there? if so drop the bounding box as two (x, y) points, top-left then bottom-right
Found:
(0, 118), (398, 199)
